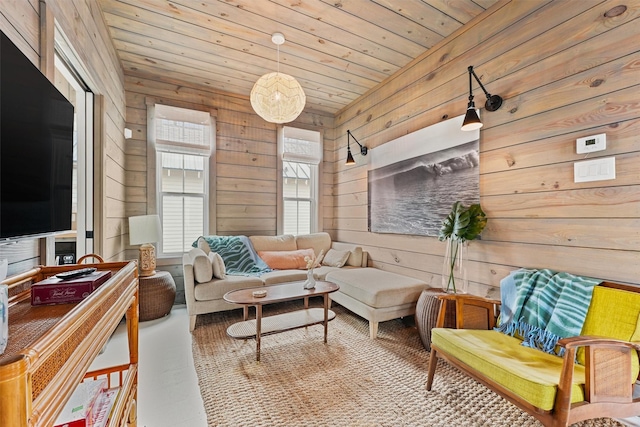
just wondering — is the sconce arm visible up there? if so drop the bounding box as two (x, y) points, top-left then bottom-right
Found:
(468, 66), (503, 112)
(347, 130), (368, 156)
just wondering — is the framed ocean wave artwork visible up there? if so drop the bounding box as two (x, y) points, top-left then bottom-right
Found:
(368, 114), (480, 237)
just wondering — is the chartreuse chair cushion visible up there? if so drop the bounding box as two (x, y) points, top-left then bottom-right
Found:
(431, 328), (584, 411)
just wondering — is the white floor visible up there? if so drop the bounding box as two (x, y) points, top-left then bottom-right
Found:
(91, 305), (640, 427)
(90, 305), (207, 427)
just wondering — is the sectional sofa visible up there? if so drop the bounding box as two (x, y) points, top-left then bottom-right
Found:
(183, 232), (428, 337)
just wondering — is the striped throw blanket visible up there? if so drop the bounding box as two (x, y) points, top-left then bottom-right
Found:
(194, 236), (272, 277)
(497, 269), (601, 356)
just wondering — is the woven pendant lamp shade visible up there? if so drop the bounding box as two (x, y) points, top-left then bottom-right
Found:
(250, 71), (306, 123)
(250, 33), (306, 124)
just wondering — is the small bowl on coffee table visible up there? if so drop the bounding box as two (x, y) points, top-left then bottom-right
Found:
(252, 290), (267, 298)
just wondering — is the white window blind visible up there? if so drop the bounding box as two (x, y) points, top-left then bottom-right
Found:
(154, 104), (212, 156)
(152, 104), (213, 254)
(282, 126), (322, 165)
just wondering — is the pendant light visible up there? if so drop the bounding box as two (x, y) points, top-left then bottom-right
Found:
(250, 33), (306, 124)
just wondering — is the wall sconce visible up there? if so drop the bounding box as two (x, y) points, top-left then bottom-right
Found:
(461, 65), (503, 131)
(346, 130), (368, 165)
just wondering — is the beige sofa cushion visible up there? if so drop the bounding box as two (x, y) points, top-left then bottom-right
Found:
(296, 232), (332, 256)
(209, 252), (226, 279)
(189, 248), (213, 283)
(326, 268), (426, 308)
(322, 248), (351, 268)
(331, 241), (364, 267)
(346, 246), (363, 267)
(249, 234), (297, 252)
(261, 270), (308, 286)
(313, 265), (346, 280)
(196, 237), (211, 255)
(194, 275), (264, 301)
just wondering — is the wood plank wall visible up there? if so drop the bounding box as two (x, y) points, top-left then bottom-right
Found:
(0, 0), (126, 273)
(331, 0), (640, 298)
(123, 75), (334, 302)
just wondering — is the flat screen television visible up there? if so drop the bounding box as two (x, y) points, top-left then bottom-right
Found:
(0, 31), (74, 241)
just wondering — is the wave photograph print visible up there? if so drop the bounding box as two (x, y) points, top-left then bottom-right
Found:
(368, 115), (480, 236)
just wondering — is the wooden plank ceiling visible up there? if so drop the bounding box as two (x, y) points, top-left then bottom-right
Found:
(97, 0), (499, 115)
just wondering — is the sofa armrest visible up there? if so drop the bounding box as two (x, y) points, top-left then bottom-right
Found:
(436, 294), (501, 330)
(182, 254), (197, 315)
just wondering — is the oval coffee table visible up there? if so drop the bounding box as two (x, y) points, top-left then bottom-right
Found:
(223, 281), (339, 361)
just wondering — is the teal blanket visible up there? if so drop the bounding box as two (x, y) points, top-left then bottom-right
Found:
(194, 236), (271, 277)
(497, 269), (601, 356)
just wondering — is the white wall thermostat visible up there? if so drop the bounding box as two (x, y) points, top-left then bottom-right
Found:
(576, 133), (606, 154)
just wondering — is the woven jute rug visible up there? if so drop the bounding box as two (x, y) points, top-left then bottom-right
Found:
(191, 300), (625, 427)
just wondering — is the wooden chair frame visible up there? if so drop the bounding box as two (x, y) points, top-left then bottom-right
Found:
(426, 283), (640, 427)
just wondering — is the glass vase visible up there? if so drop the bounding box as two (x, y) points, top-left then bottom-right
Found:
(441, 239), (468, 294)
(303, 269), (316, 289)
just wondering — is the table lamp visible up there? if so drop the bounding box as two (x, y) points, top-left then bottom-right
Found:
(129, 214), (162, 277)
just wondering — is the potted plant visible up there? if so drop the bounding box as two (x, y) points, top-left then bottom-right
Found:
(438, 201), (487, 293)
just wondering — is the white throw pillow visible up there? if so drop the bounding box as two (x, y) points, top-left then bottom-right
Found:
(209, 252), (226, 279)
(197, 237), (211, 255)
(321, 249), (351, 268)
(193, 253), (213, 283)
(346, 246), (363, 267)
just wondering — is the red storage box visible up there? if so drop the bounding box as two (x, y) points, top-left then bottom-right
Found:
(31, 270), (112, 306)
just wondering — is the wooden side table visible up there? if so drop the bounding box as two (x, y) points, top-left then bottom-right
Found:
(415, 289), (456, 351)
(139, 270), (176, 321)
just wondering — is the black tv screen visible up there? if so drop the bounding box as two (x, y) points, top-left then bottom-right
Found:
(0, 31), (74, 240)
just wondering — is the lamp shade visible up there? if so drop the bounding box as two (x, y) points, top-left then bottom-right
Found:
(250, 72), (306, 124)
(129, 214), (162, 245)
(461, 107), (482, 132)
(345, 147), (356, 165)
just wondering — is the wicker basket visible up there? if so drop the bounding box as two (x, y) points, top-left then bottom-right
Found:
(415, 289), (456, 351)
(139, 271), (176, 321)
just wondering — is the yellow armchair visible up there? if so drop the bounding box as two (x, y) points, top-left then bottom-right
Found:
(427, 282), (640, 427)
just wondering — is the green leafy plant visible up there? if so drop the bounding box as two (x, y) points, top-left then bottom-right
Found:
(438, 202), (487, 292)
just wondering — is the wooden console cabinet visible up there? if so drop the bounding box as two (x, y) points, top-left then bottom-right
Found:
(0, 261), (139, 427)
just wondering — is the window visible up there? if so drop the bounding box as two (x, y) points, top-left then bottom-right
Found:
(279, 127), (322, 235)
(151, 104), (214, 255)
(53, 34), (95, 261)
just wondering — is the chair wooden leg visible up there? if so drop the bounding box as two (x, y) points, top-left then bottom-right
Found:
(189, 315), (197, 332)
(426, 349), (439, 390)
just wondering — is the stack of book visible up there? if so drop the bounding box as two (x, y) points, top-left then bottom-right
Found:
(54, 378), (119, 427)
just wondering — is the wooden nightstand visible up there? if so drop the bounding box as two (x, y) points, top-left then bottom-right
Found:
(139, 270), (176, 321)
